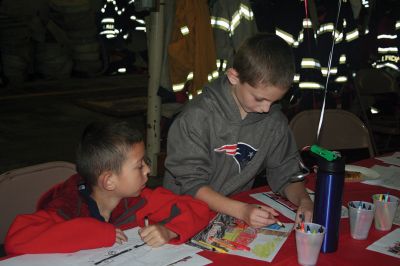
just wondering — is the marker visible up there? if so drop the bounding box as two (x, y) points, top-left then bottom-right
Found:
(198, 240), (228, 253)
(223, 239), (251, 251)
(94, 248), (132, 265)
(276, 221), (286, 228)
(144, 216), (149, 227)
(210, 237), (236, 250)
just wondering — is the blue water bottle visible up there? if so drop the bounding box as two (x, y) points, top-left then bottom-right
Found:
(312, 146), (345, 253)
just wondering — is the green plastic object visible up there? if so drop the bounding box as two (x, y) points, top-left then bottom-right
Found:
(310, 145), (338, 161)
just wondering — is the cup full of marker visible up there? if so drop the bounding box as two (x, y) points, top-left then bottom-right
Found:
(348, 201), (375, 240)
(372, 193), (399, 231)
(295, 222), (325, 266)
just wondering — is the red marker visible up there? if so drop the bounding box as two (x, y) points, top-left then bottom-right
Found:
(223, 239), (250, 251)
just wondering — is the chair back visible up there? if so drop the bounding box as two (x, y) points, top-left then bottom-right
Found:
(0, 161), (76, 243)
(289, 109), (374, 157)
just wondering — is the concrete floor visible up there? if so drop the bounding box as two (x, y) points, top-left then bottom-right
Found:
(0, 74), (163, 188)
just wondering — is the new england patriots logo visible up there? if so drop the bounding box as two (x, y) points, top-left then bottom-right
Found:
(214, 142), (258, 172)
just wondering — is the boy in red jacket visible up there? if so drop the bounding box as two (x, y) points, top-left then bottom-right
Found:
(5, 121), (210, 255)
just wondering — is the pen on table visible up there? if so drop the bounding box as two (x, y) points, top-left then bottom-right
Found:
(94, 248), (132, 265)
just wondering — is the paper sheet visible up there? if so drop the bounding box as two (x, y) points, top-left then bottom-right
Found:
(0, 228), (201, 266)
(250, 189), (348, 221)
(362, 165), (400, 190)
(376, 152), (400, 167)
(189, 213), (293, 263)
(366, 228), (400, 259)
(166, 254), (212, 266)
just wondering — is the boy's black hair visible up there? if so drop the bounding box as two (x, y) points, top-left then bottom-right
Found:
(233, 33), (295, 89)
(76, 121), (144, 188)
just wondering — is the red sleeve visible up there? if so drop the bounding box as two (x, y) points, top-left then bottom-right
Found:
(5, 210), (116, 255)
(136, 187), (212, 244)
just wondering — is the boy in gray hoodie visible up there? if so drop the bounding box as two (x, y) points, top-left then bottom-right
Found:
(163, 33), (313, 227)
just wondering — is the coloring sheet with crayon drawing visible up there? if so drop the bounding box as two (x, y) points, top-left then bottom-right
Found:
(0, 228), (201, 266)
(189, 213), (293, 262)
(367, 228), (400, 259)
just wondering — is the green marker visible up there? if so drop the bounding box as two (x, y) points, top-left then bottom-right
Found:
(310, 145), (338, 161)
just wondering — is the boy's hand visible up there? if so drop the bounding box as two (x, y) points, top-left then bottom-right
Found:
(241, 204), (279, 228)
(295, 198), (313, 224)
(139, 224), (178, 247)
(115, 228), (128, 244)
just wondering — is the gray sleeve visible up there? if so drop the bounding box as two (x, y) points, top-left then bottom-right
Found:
(164, 111), (212, 197)
(265, 123), (302, 196)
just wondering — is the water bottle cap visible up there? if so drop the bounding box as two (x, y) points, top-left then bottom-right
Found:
(317, 156), (345, 173)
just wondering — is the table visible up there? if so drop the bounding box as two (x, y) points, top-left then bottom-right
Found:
(198, 157), (400, 265)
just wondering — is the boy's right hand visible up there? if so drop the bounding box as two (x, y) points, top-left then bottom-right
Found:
(241, 204), (279, 228)
(115, 228), (128, 244)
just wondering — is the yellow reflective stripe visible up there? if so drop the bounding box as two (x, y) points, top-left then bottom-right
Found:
(378, 47), (399, 54)
(345, 29), (359, 42)
(101, 18), (114, 23)
(180, 26), (189, 35)
(216, 59), (221, 69)
(299, 82), (324, 89)
(293, 74), (300, 83)
(396, 20), (400, 30)
(301, 58), (321, 68)
(222, 60), (227, 71)
(231, 10), (241, 33)
(231, 3), (254, 33)
(276, 28), (296, 46)
(335, 76), (348, 83)
(188, 94), (193, 100)
(321, 67), (338, 76)
(317, 23), (334, 35)
(377, 34), (397, 39)
(212, 70), (219, 79)
(173, 83), (185, 92)
(334, 31), (343, 43)
(303, 18), (312, 29)
(339, 54), (346, 64)
(343, 18), (347, 28)
(211, 16), (230, 31)
(240, 3), (253, 20)
(374, 62), (399, 71)
(187, 72), (193, 80)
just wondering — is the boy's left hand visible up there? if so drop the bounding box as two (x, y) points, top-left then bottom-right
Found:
(139, 224), (178, 247)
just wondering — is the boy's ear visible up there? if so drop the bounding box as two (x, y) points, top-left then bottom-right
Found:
(98, 171), (116, 191)
(226, 68), (240, 85)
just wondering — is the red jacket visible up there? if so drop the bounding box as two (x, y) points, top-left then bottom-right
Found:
(5, 174), (211, 255)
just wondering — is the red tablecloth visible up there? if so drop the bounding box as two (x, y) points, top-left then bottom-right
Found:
(198, 157), (400, 265)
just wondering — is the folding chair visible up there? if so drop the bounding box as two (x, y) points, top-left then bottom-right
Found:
(354, 68), (400, 154)
(289, 109), (375, 158)
(0, 161), (76, 243)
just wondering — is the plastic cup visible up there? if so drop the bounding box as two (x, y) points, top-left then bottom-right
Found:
(372, 194), (399, 231)
(348, 201), (375, 240)
(295, 223), (325, 266)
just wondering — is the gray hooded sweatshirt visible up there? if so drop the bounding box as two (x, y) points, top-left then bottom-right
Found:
(163, 76), (301, 197)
